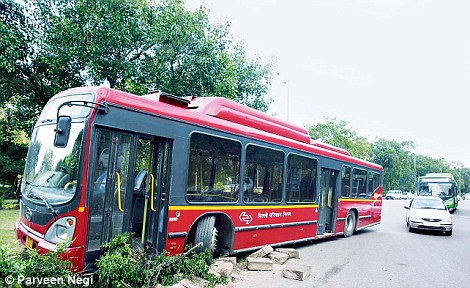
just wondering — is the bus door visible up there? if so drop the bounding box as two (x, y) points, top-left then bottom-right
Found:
(133, 136), (172, 253)
(86, 129), (172, 263)
(317, 168), (339, 235)
(86, 129), (132, 264)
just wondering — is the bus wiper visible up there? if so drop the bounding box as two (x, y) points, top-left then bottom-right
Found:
(27, 192), (59, 219)
(25, 180), (38, 187)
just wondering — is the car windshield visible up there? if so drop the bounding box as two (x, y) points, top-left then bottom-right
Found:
(411, 198), (446, 210)
(22, 122), (85, 204)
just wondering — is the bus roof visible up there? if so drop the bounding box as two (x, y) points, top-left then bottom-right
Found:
(419, 173), (455, 181)
(58, 87), (383, 171)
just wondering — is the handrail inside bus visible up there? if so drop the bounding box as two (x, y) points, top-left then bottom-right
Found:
(141, 191), (149, 244)
(116, 172), (124, 212)
(150, 174), (156, 212)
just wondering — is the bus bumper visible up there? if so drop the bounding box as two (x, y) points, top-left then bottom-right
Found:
(15, 220), (85, 272)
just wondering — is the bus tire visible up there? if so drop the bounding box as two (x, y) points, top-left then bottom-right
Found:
(343, 211), (356, 238)
(194, 216), (217, 257)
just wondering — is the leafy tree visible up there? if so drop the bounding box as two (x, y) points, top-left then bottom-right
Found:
(415, 155), (450, 178)
(24, 0), (273, 111)
(306, 118), (371, 160)
(370, 139), (415, 191)
(0, 0), (274, 185)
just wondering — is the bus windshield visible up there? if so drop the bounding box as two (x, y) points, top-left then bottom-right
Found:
(22, 122), (85, 205)
(418, 183), (453, 197)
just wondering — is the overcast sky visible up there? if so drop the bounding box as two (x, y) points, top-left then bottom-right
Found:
(186, 0), (470, 167)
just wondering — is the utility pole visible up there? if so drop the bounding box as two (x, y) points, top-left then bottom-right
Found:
(282, 80), (290, 121)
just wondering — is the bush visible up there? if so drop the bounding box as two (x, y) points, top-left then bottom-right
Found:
(96, 233), (227, 287)
(0, 242), (72, 288)
(0, 233), (227, 287)
(0, 244), (24, 286)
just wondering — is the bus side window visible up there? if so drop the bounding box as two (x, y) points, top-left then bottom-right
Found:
(244, 145), (284, 203)
(186, 133), (241, 203)
(367, 171), (380, 197)
(286, 154), (317, 203)
(341, 166), (351, 198)
(352, 168), (367, 198)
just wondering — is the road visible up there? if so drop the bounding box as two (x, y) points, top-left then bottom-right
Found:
(234, 199), (470, 288)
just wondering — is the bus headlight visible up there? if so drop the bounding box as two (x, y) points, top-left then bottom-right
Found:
(56, 225), (68, 240)
(444, 198), (453, 205)
(44, 217), (76, 245)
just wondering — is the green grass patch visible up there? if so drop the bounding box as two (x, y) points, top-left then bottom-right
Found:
(0, 209), (20, 248)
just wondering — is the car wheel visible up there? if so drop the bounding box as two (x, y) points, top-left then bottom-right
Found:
(407, 220), (415, 233)
(444, 230), (452, 236)
(343, 211), (356, 238)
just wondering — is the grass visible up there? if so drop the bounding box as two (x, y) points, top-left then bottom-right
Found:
(0, 207), (21, 249)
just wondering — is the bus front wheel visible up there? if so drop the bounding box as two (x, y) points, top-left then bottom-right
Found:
(194, 216), (218, 258)
(343, 211), (356, 238)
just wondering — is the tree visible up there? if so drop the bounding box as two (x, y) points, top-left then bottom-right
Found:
(23, 0), (273, 111)
(0, 0), (274, 187)
(415, 155), (450, 178)
(306, 118), (371, 160)
(370, 139), (415, 191)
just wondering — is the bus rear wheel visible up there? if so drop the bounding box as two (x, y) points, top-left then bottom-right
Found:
(194, 216), (218, 259)
(343, 211), (356, 238)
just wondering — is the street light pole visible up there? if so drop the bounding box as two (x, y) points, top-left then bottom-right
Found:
(282, 80), (290, 121)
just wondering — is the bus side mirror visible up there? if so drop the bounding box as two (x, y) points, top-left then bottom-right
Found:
(54, 116), (71, 147)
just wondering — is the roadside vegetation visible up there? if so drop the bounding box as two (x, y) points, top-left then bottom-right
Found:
(307, 119), (470, 193)
(0, 232), (227, 288)
(0, 207), (19, 247)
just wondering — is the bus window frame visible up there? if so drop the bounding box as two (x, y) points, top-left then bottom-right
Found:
(185, 131), (243, 204)
(340, 165), (352, 198)
(285, 152), (318, 204)
(367, 171), (381, 197)
(243, 143), (285, 205)
(351, 167), (368, 199)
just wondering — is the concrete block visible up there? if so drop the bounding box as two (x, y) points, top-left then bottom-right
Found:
(246, 257), (273, 271)
(248, 245), (274, 258)
(275, 248), (300, 259)
(282, 264), (311, 281)
(215, 283), (235, 288)
(217, 256), (237, 265)
(268, 251), (289, 264)
(209, 261), (234, 277)
(178, 279), (199, 288)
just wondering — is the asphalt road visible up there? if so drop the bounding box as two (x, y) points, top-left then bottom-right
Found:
(235, 199), (470, 288)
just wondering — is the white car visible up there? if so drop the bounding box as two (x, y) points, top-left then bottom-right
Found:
(404, 196), (452, 236)
(385, 190), (402, 200)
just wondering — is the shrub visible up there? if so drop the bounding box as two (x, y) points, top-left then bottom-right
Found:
(96, 233), (227, 287)
(0, 242), (72, 288)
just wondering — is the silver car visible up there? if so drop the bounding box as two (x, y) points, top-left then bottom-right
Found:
(404, 196), (453, 236)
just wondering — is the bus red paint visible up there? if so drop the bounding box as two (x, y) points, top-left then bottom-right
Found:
(17, 87), (383, 271)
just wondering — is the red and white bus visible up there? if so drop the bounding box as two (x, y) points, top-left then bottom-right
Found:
(16, 87), (383, 271)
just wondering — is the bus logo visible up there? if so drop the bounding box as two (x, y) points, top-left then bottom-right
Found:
(239, 212), (253, 224)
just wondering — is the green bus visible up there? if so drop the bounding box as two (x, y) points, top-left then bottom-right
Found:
(417, 173), (458, 213)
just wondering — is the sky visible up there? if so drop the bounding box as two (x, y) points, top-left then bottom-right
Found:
(186, 0), (470, 167)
